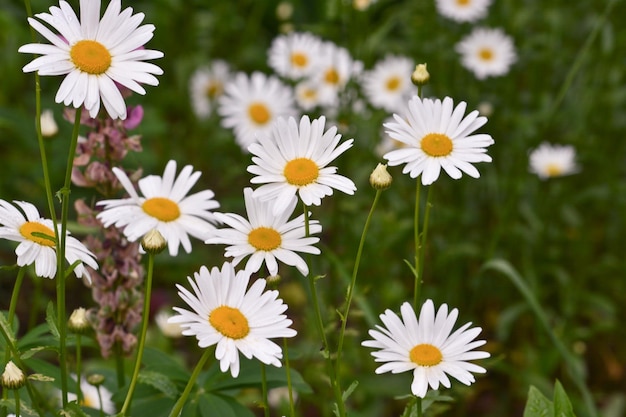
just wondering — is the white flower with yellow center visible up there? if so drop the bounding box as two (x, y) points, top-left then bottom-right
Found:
(268, 32), (323, 80)
(314, 42), (363, 109)
(529, 142), (579, 179)
(435, 0), (492, 22)
(0, 200), (98, 282)
(96, 160), (219, 256)
(67, 376), (115, 414)
(18, 0), (163, 120)
(362, 300), (490, 398)
(189, 60), (231, 120)
(169, 262), (297, 377)
(362, 55), (417, 113)
(248, 115), (357, 215)
(384, 96), (494, 185)
(218, 71), (297, 151)
(205, 187), (321, 276)
(295, 79), (322, 111)
(456, 27), (517, 80)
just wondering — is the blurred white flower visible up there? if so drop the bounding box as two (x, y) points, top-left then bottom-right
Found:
(362, 55), (417, 113)
(189, 60), (232, 119)
(67, 376), (115, 414)
(155, 309), (183, 338)
(436, 0), (492, 23)
(40, 109), (58, 137)
(456, 27), (517, 80)
(268, 32), (323, 80)
(529, 142), (579, 179)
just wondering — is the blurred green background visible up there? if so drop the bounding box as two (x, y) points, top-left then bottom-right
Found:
(1, 0), (625, 416)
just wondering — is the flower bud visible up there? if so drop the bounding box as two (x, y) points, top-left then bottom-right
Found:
(2, 361), (25, 389)
(40, 109), (59, 137)
(141, 229), (167, 254)
(411, 63), (430, 86)
(68, 307), (91, 334)
(369, 163), (392, 190)
(86, 373), (105, 387)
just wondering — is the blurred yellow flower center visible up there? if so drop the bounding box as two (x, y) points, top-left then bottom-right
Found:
(325, 68), (340, 85)
(142, 197), (181, 222)
(248, 227), (282, 251)
(301, 88), (317, 100)
(456, 0), (470, 5)
(409, 343), (443, 366)
(478, 48), (494, 61)
(19, 222), (56, 247)
(545, 163), (563, 177)
(248, 102), (271, 125)
(284, 158), (319, 186)
(81, 396), (95, 407)
(70, 40), (112, 75)
(206, 81), (223, 99)
(421, 133), (453, 157)
(209, 306), (250, 339)
(291, 52), (308, 68)
(385, 76), (401, 91)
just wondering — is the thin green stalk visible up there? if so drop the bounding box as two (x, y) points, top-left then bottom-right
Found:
(97, 386), (104, 417)
(120, 252), (155, 416)
(417, 187), (433, 288)
(261, 363), (270, 417)
(115, 342), (126, 388)
(282, 337), (295, 417)
(168, 348), (213, 417)
(336, 190), (382, 363)
(13, 390), (20, 417)
(76, 334), (83, 403)
(416, 397), (423, 417)
(413, 180), (422, 309)
(7, 268), (26, 328)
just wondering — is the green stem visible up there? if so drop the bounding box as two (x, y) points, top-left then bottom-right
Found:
(76, 334), (83, 404)
(413, 180), (422, 309)
(261, 363), (270, 417)
(416, 397), (423, 417)
(283, 337), (296, 417)
(336, 190), (381, 364)
(168, 348), (213, 417)
(13, 390), (20, 417)
(120, 252), (155, 416)
(418, 187), (433, 289)
(97, 386), (104, 417)
(7, 268), (26, 329)
(115, 342), (126, 388)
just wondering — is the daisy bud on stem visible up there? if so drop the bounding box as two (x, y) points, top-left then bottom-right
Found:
(2, 361), (25, 390)
(370, 163), (392, 190)
(141, 229), (167, 254)
(68, 307), (90, 334)
(411, 63), (430, 87)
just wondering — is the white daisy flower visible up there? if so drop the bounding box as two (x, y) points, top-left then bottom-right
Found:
(362, 55), (417, 113)
(268, 32), (323, 80)
(456, 27), (517, 80)
(18, 0), (163, 120)
(362, 300), (490, 398)
(205, 187), (321, 276)
(169, 262), (297, 377)
(435, 0), (492, 23)
(294, 79), (322, 111)
(67, 376), (115, 414)
(0, 200), (98, 282)
(96, 160), (219, 256)
(248, 115), (357, 215)
(218, 71), (298, 151)
(384, 96), (494, 185)
(314, 42), (363, 109)
(155, 309), (184, 338)
(529, 142), (579, 179)
(189, 60), (232, 119)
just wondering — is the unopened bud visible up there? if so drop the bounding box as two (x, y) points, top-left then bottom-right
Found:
(40, 109), (59, 137)
(2, 361), (26, 389)
(141, 229), (167, 254)
(86, 373), (105, 387)
(369, 163), (392, 190)
(68, 307), (90, 334)
(411, 63), (430, 86)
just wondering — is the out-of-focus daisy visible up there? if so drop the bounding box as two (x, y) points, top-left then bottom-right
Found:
(169, 262), (297, 377)
(529, 142), (579, 179)
(314, 42), (363, 109)
(362, 300), (490, 398)
(268, 32), (323, 80)
(456, 27), (516, 80)
(353, 0), (378, 10)
(205, 187), (321, 276)
(40, 109), (59, 137)
(362, 55), (416, 113)
(67, 375), (115, 414)
(435, 0), (492, 23)
(189, 60), (232, 119)
(218, 72), (297, 151)
(155, 309), (184, 338)
(384, 96), (494, 185)
(294, 79), (322, 111)
(0, 200), (98, 282)
(248, 115), (357, 215)
(18, 0), (163, 120)
(96, 160), (219, 256)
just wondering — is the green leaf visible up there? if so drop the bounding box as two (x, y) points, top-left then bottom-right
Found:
(197, 393), (255, 417)
(46, 302), (60, 340)
(28, 373), (55, 382)
(342, 380), (359, 402)
(553, 380), (577, 417)
(138, 370), (179, 398)
(0, 311), (16, 345)
(59, 401), (90, 417)
(523, 386), (554, 417)
(141, 347), (191, 382)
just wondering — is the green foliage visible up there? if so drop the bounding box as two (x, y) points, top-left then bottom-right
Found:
(524, 381), (577, 417)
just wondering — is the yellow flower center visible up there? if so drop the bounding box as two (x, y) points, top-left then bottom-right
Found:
(325, 68), (340, 85)
(248, 102), (271, 125)
(284, 158), (319, 186)
(70, 40), (112, 75)
(19, 221), (56, 247)
(206, 81), (223, 99)
(248, 227), (282, 251)
(291, 52), (308, 68)
(301, 88), (317, 100)
(209, 306), (250, 339)
(385, 76), (401, 92)
(420, 133), (453, 157)
(478, 48), (494, 61)
(545, 163), (563, 177)
(456, 0), (470, 5)
(142, 197), (181, 222)
(409, 343), (443, 367)
(81, 396), (95, 407)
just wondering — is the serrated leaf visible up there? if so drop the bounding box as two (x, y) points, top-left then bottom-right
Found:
(138, 370), (179, 398)
(553, 380), (577, 417)
(523, 386), (554, 417)
(21, 345), (56, 359)
(46, 302), (60, 340)
(28, 373), (55, 382)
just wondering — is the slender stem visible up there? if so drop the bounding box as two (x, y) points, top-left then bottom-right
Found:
(418, 187), (433, 287)
(168, 348), (213, 417)
(115, 342), (126, 388)
(283, 337), (296, 417)
(336, 190), (381, 363)
(13, 390), (20, 417)
(120, 252), (155, 416)
(97, 386), (104, 417)
(76, 334), (83, 404)
(261, 363), (270, 417)
(416, 397), (423, 417)
(413, 180), (422, 309)
(7, 268), (26, 329)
